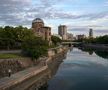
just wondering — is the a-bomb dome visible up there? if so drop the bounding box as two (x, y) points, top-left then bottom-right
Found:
(32, 18), (44, 23)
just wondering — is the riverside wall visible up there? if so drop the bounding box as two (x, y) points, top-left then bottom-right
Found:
(0, 46), (69, 90)
(0, 58), (34, 78)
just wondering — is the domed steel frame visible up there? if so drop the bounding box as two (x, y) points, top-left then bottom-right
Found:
(32, 18), (44, 24)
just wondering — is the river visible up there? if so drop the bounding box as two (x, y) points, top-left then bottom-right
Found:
(46, 48), (108, 90)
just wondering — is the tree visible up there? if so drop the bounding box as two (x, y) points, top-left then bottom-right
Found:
(22, 36), (49, 60)
(1, 26), (15, 49)
(95, 35), (108, 44)
(0, 26), (35, 49)
(51, 35), (62, 46)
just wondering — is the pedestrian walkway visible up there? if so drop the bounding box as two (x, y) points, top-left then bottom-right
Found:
(0, 50), (21, 54)
(0, 65), (47, 90)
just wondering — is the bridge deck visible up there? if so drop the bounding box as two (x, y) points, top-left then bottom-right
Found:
(62, 42), (81, 44)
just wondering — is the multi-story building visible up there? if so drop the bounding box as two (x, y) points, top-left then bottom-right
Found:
(89, 28), (93, 38)
(67, 33), (73, 40)
(58, 25), (67, 40)
(76, 34), (86, 40)
(32, 18), (51, 43)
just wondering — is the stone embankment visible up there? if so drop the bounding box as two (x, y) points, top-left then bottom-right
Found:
(0, 46), (69, 90)
(0, 58), (33, 78)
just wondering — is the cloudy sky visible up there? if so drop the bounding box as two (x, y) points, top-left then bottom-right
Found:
(0, 0), (108, 36)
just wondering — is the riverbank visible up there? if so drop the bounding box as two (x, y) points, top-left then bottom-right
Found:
(80, 44), (108, 52)
(0, 46), (68, 79)
(0, 46), (69, 90)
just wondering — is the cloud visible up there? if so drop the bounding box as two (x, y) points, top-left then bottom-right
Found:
(68, 27), (108, 36)
(0, 0), (31, 25)
(26, 7), (108, 20)
(0, 0), (31, 13)
(0, 0), (108, 33)
(69, 28), (108, 33)
(95, 30), (108, 33)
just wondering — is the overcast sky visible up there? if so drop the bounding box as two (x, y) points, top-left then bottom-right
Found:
(0, 0), (108, 36)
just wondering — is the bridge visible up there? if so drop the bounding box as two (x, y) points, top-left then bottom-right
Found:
(62, 41), (82, 47)
(62, 42), (81, 44)
(0, 47), (68, 90)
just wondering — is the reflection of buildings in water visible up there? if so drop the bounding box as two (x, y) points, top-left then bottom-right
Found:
(78, 47), (94, 55)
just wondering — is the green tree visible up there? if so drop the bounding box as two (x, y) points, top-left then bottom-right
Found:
(95, 35), (108, 44)
(22, 36), (49, 60)
(51, 35), (62, 46)
(0, 26), (35, 49)
(1, 26), (15, 49)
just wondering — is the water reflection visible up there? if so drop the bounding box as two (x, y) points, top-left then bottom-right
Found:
(47, 48), (108, 90)
(79, 47), (108, 59)
(95, 51), (108, 59)
(39, 55), (66, 90)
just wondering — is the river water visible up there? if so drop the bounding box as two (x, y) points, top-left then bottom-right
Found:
(47, 48), (108, 90)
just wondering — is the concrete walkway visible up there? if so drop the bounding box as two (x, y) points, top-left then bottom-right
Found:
(0, 65), (47, 90)
(0, 50), (21, 54)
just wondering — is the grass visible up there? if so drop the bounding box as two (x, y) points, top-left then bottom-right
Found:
(0, 53), (23, 59)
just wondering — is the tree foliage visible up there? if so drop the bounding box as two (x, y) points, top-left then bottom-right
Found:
(95, 35), (108, 44)
(83, 35), (108, 44)
(0, 25), (49, 60)
(51, 35), (62, 46)
(0, 26), (34, 49)
(22, 36), (49, 60)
